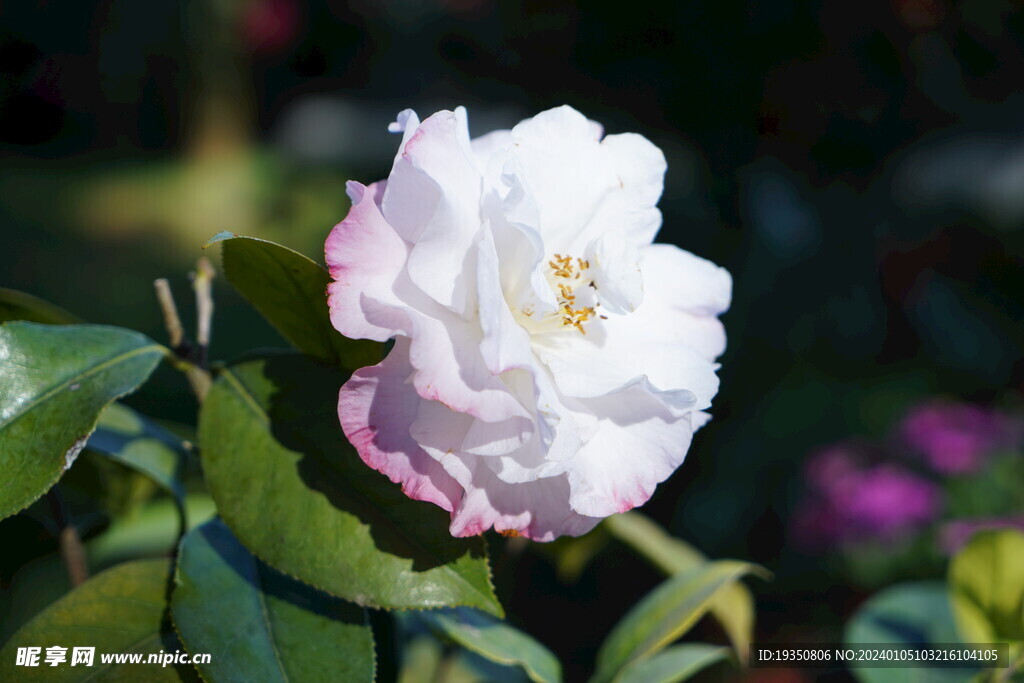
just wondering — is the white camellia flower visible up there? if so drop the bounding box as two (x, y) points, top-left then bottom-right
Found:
(326, 105), (731, 541)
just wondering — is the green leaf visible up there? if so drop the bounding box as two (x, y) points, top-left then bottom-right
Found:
(86, 402), (189, 529)
(0, 559), (196, 681)
(615, 644), (730, 683)
(0, 288), (81, 325)
(87, 494), (216, 568)
(604, 512), (757, 663)
(172, 518), (376, 682)
(199, 354), (502, 615)
(549, 526), (611, 583)
(397, 635), (444, 683)
(844, 581), (969, 683)
(59, 449), (161, 518)
(591, 560), (764, 683)
(604, 512), (704, 572)
(418, 608), (561, 683)
(0, 323), (165, 520)
(949, 528), (1024, 642)
(207, 232), (382, 369)
(0, 553), (74, 646)
(438, 651), (532, 682)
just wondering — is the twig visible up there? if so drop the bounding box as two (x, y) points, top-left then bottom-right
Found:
(46, 490), (88, 587)
(153, 272), (212, 402)
(153, 279), (185, 350)
(192, 257), (215, 370)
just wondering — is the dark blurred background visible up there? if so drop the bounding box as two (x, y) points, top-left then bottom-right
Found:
(2, 0), (1024, 680)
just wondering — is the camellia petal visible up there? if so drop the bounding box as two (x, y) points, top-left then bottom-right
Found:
(338, 338), (463, 512)
(445, 452), (603, 542)
(327, 105), (731, 541)
(381, 108), (481, 316)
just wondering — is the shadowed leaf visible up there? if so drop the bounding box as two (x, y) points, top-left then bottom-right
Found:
(418, 608), (561, 683)
(0, 559), (197, 681)
(207, 233), (381, 369)
(199, 354), (502, 614)
(172, 518), (376, 682)
(0, 288), (81, 325)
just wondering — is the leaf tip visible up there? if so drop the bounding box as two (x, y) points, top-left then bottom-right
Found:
(203, 231), (239, 249)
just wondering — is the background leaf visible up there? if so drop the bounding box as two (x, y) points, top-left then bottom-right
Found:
(615, 644), (730, 683)
(844, 581), (969, 683)
(0, 559), (196, 681)
(397, 635), (444, 683)
(172, 518), (376, 682)
(0, 323), (165, 520)
(591, 560), (763, 683)
(199, 354), (502, 615)
(85, 402), (190, 534)
(0, 288), (81, 325)
(948, 528), (1024, 642)
(87, 403), (189, 503)
(87, 494), (216, 568)
(207, 232), (381, 369)
(417, 607), (561, 683)
(604, 512), (756, 663)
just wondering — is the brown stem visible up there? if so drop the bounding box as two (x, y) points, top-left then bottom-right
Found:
(153, 279), (185, 350)
(192, 257), (215, 370)
(46, 491), (88, 587)
(153, 272), (212, 402)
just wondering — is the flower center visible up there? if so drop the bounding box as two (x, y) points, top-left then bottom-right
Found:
(548, 254), (596, 334)
(515, 253), (607, 336)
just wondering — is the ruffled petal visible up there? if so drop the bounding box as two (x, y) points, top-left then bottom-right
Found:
(505, 106), (619, 254)
(410, 381), (533, 460)
(601, 133), (666, 207)
(565, 377), (696, 517)
(388, 108), (421, 157)
(533, 243), (728, 405)
(585, 230), (644, 314)
(326, 180), (407, 342)
(444, 454), (602, 541)
(338, 338), (464, 512)
(647, 243), (732, 317)
(327, 180), (531, 425)
(558, 132), (668, 255)
(470, 129), (512, 172)
(403, 387), (597, 540)
(404, 305), (532, 425)
(381, 107), (482, 315)
(476, 224), (535, 375)
(487, 159), (560, 318)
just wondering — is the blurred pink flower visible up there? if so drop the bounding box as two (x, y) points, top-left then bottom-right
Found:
(794, 447), (942, 550)
(836, 464), (942, 539)
(803, 445), (859, 492)
(900, 400), (1010, 474)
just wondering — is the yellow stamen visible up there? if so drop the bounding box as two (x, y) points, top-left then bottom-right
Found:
(546, 253), (601, 335)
